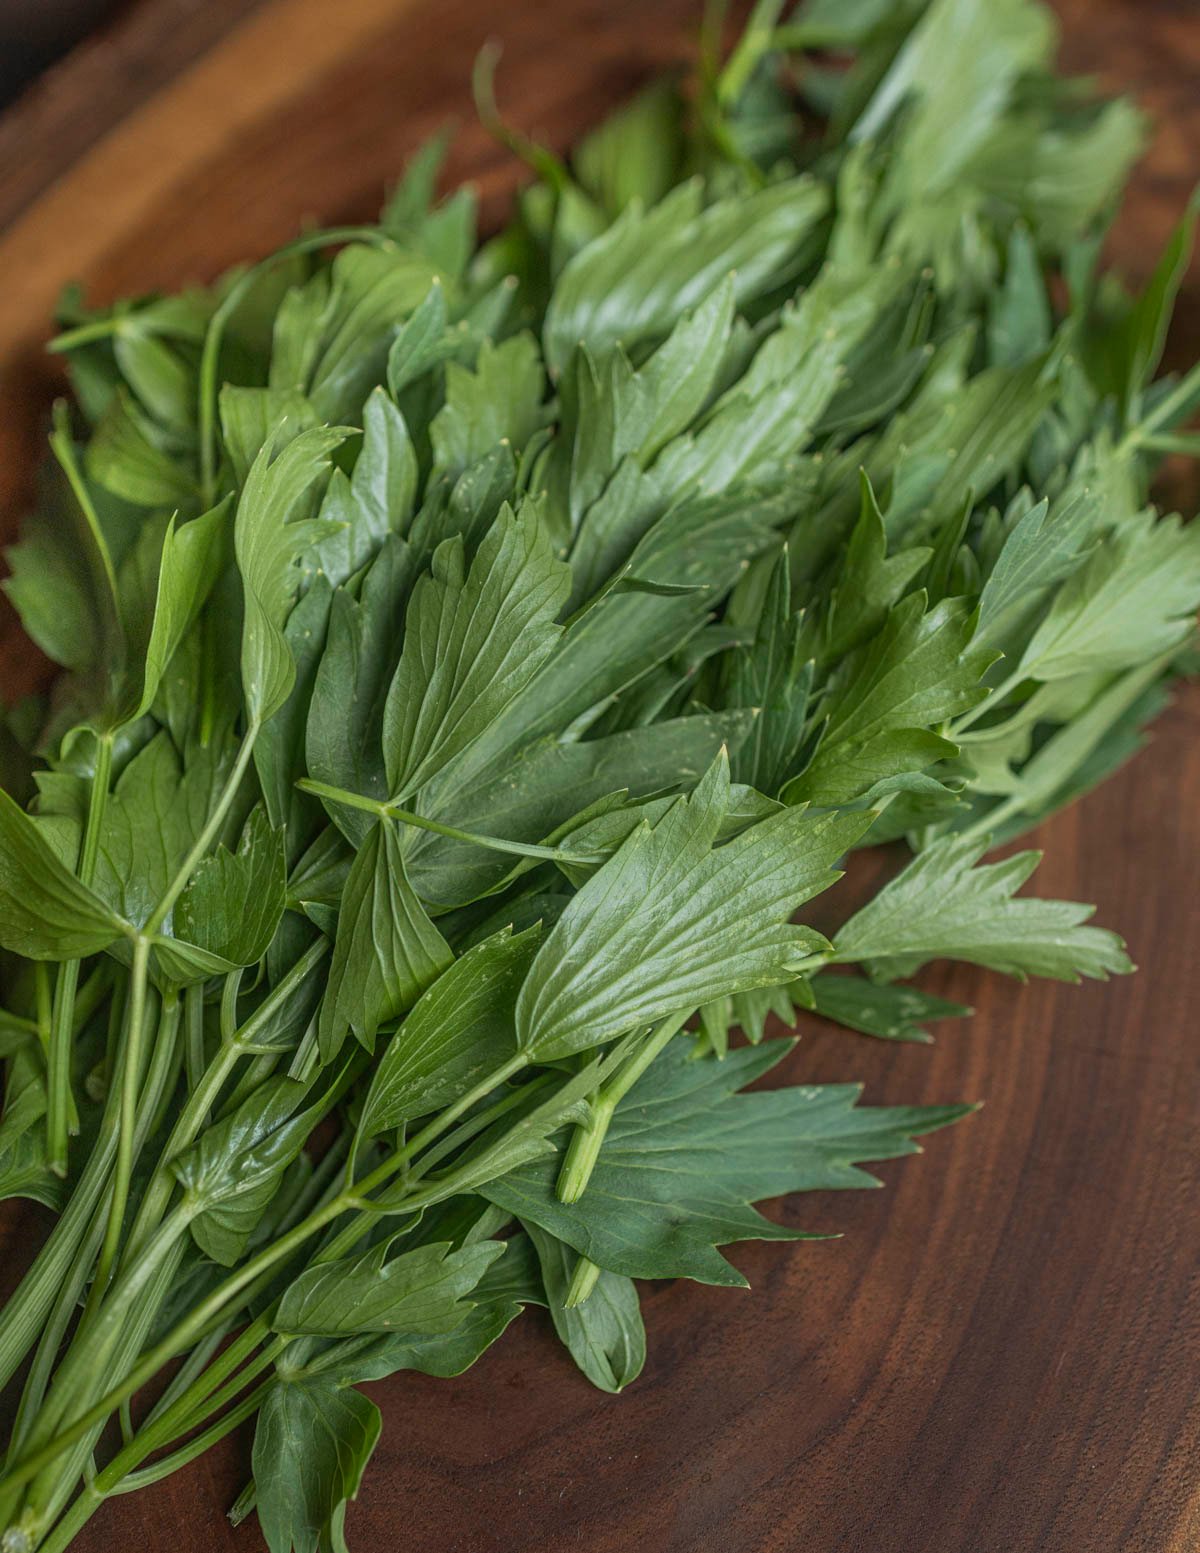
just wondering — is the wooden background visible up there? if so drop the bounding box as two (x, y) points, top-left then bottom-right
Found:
(1, 1), (1198, 1549)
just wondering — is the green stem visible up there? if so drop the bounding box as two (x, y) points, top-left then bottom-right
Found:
(144, 729), (259, 938)
(125, 936), (329, 1263)
(564, 1256), (602, 1308)
(46, 735), (113, 1176)
(115, 1380), (273, 1495)
(8, 1213), (192, 1528)
(6, 992), (181, 1462)
(1122, 359), (1200, 448)
(949, 664), (1027, 738)
(2, 1044), (610, 1512)
(0, 1202), (349, 1501)
(183, 982), (206, 1093)
(46, 315), (127, 352)
(0, 1078), (122, 1394)
(556, 1010), (690, 1203)
(297, 778), (603, 866)
(91, 935), (152, 1299)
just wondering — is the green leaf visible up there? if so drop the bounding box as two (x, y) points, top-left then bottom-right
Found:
(235, 424), (350, 726)
(543, 176), (827, 372)
(514, 752), (865, 1062)
(3, 456), (121, 679)
(382, 502), (570, 802)
(407, 710), (757, 910)
(833, 833), (1132, 982)
(818, 473), (931, 665)
(306, 535), (416, 845)
(785, 595), (992, 807)
(358, 924), (539, 1137)
(485, 1039), (971, 1284)
(386, 279), (456, 396)
(974, 491), (1097, 655)
(219, 386), (319, 486)
(351, 387), (420, 537)
(305, 1232), (544, 1387)
(275, 1236), (505, 1337)
(86, 389), (194, 507)
(317, 819), (452, 1062)
(987, 225), (1051, 368)
(253, 1372), (380, 1553)
(174, 1077), (318, 1265)
(119, 499), (231, 726)
(0, 789), (129, 959)
(720, 548), (811, 795)
(810, 975), (971, 1044)
(524, 1221), (645, 1393)
(174, 807), (287, 968)
(573, 77), (685, 217)
(430, 333), (544, 476)
(279, 243), (443, 423)
(87, 730), (233, 931)
(1016, 511), (1200, 682)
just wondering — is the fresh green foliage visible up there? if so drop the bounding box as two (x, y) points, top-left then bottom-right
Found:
(485, 1040), (971, 1284)
(833, 834), (1133, 982)
(1, 3), (1197, 1550)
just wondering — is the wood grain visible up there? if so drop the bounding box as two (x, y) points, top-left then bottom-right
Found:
(1, 2), (1198, 1550)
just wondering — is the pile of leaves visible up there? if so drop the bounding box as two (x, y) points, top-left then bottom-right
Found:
(2, 0), (1199, 1547)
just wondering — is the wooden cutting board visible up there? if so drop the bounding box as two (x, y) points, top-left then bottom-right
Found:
(1, 2), (1198, 1550)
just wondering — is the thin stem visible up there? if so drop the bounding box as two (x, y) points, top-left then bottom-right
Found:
(0, 1070), (123, 1393)
(127, 938), (330, 1260)
(183, 982), (206, 1093)
(401, 1071), (557, 1186)
(2, 1044), (611, 1509)
(145, 730), (259, 937)
(557, 1010), (690, 1203)
(950, 665), (1027, 738)
(92, 935), (151, 1299)
(46, 735), (114, 1175)
(1122, 358), (1200, 449)
(298, 778), (604, 866)
(46, 315), (127, 352)
(6, 995), (180, 1461)
(0, 1201), (350, 1499)
(114, 1380), (273, 1495)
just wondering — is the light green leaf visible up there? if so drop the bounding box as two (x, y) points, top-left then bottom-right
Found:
(833, 833), (1132, 982)
(383, 502), (570, 802)
(515, 752), (865, 1061)
(219, 386), (319, 487)
(358, 924), (539, 1137)
(430, 333), (544, 476)
(174, 1076), (317, 1265)
(974, 491), (1096, 654)
(785, 595), (991, 807)
(318, 819), (452, 1062)
(174, 807), (286, 968)
(543, 176), (827, 372)
(275, 1237), (505, 1337)
(1016, 511), (1200, 682)
(235, 424), (350, 726)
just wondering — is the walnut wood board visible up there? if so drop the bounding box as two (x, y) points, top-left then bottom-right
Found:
(0, 1), (1198, 1549)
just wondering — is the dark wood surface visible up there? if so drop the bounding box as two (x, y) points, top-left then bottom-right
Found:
(1, 2), (1198, 1549)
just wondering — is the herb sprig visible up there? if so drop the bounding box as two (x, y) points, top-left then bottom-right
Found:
(1, 1), (1197, 1548)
